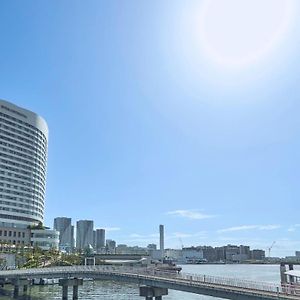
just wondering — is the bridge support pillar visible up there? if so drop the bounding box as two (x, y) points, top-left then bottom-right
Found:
(73, 285), (79, 300)
(13, 285), (19, 298)
(139, 286), (168, 300)
(59, 278), (83, 300)
(12, 278), (30, 299)
(62, 286), (68, 300)
(0, 278), (5, 287)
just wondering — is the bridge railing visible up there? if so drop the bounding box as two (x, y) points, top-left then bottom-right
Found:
(104, 266), (298, 296)
(49, 265), (300, 296)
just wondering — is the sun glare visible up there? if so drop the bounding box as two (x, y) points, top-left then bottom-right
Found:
(198, 0), (295, 68)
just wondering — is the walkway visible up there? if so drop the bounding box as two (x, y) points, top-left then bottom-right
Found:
(0, 265), (299, 300)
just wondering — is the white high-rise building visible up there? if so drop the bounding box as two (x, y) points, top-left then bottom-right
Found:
(0, 99), (48, 245)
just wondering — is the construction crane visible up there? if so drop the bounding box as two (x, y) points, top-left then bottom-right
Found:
(268, 241), (276, 257)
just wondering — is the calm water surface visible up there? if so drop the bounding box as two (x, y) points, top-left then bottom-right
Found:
(0, 264), (296, 299)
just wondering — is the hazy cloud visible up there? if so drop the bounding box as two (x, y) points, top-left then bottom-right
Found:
(218, 224), (281, 233)
(288, 224), (300, 232)
(166, 209), (215, 220)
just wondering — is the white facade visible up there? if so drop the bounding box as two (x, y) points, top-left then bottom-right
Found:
(182, 247), (204, 263)
(0, 99), (48, 227)
(165, 249), (183, 261)
(30, 229), (59, 250)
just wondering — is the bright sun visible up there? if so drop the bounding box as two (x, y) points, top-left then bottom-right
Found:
(198, 0), (295, 68)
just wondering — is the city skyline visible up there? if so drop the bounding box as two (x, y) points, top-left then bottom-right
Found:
(0, 1), (299, 256)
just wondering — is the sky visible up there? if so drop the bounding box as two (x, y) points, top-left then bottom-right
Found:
(0, 0), (299, 257)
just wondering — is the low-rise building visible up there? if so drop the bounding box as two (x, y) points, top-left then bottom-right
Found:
(201, 246), (217, 262)
(0, 224), (30, 246)
(225, 245), (240, 262)
(30, 229), (59, 250)
(182, 247), (204, 263)
(250, 249), (265, 261)
(165, 249), (182, 262)
(147, 244), (157, 250)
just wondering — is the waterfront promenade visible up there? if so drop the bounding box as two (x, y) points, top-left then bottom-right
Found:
(0, 265), (299, 300)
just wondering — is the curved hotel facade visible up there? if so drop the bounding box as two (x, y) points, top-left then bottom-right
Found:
(0, 99), (48, 244)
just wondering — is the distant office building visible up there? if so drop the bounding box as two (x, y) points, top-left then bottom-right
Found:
(71, 225), (75, 249)
(106, 239), (116, 253)
(76, 220), (94, 250)
(0, 100), (48, 245)
(239, 245), (250, 257)
(54, 217), (73, 252)
(159, 224), (164, 259)
(296, 251), (300, 258)
(116, 244), (147, 255)
(182, 247), (204, 263)
(95, 229), (105, 252)
(201, 246), (217, 262)
(231, 245), (250, 262)
(116, 244), (128, 254)
(147, 244), (159, 260)
(93, 230), (96, 249)
(147, 244), (157, 250)
(250, 249), (265, 260)
(215, 246), (226, 261)
(225, 245), (240, 261)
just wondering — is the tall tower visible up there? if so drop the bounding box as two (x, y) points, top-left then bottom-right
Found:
(76, 220), (94, 250)
(54, 217), (73, 251)
(159, 224), (164, 260)
(0, 100), (48, 228)
(96, 228), (105, 252)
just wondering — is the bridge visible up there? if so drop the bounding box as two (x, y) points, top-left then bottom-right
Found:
(0, 265), (299, 300)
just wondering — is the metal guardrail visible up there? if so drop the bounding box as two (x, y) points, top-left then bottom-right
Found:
(0, 265), (299, 297)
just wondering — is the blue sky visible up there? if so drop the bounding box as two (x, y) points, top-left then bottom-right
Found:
(0, 0), (299, 256)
